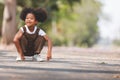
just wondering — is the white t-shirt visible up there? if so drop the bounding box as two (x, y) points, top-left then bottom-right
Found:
(20, 25), (46, 36)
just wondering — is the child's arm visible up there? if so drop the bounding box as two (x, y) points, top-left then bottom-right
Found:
(43, 35), (52, 61)
(13, 29), (25, 60)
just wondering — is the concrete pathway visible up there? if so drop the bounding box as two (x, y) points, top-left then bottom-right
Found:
(0, 46), (120, 80)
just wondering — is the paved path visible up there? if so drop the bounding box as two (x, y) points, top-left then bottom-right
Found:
(0, 46), (120, 80)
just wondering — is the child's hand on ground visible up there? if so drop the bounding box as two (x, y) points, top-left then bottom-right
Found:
(20, 54), (25, 60)
(21, 56), (25, 60)
(47, 54), (52, 61)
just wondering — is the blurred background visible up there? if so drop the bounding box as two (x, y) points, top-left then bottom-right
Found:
(0, 0), (120, 48)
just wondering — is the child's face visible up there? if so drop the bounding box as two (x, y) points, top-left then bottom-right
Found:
(25, 13), (38, 27)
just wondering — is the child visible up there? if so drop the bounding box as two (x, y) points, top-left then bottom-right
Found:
(13, 7), (52, 61)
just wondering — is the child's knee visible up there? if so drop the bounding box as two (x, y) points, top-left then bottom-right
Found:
(13, 38), (18, 43)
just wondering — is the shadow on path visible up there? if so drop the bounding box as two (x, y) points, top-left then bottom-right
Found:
(0, 64), (120, 74)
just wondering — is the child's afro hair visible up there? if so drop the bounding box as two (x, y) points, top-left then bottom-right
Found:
(20, 7), (47, 22)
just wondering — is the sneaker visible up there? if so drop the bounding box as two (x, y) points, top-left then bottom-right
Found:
(16, 56), (22, 61)
(33, 54), (44, 62)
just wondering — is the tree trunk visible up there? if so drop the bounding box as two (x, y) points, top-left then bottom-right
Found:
(1, 0), (17, 45)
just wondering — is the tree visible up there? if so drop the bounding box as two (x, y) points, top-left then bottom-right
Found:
(50, 0), (101, 47)
(0, 3), (4, 36)
(1, 0), (17, 45)
(0, 0), (101, 47)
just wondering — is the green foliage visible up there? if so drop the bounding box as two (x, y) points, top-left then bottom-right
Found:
(0, 3), (4, 26)
(49, 0), (101, 47)
(0, 0), (101, 47)
(0, 3), (4, 35)
(51, 34), (67, 46)
(113, 39), (120, 46)
(17, 0), (32, 7)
